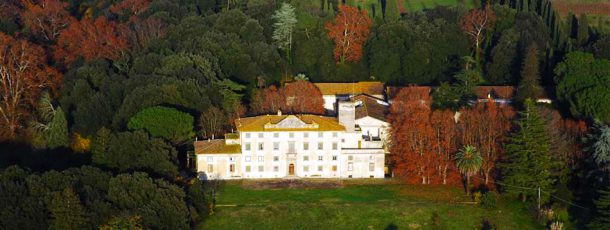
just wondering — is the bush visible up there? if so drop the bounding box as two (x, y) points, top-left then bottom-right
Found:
(480, 192), (498, 209)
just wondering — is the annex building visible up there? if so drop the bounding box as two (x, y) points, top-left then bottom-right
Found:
(195, 92), (389, 180)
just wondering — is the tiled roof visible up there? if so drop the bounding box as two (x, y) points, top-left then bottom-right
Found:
(352, 94), (388, 122)
(195, 140), (241, 154)
(386, 86), (433, 99)
(314, 81), (385, 96)
(474, 86), (515, 99)
(235, 114), (346, 132)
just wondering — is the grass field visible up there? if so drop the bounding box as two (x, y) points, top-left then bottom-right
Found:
(551, 0), (610, 33)
(198, 179), (543, 229)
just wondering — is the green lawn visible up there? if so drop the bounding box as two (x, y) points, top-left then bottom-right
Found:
(198, 179), (543, 229)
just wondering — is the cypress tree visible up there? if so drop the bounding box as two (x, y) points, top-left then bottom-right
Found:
(501, 99), (554, 202)
(516, 45), (542, 103)
(49, 188), (88, 230)
(577, 14), (590, 46)
(46, 107), (69, 149)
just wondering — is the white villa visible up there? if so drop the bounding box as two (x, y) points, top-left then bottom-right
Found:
(195, 97), (389, 180)
(313, 81), (385, 114)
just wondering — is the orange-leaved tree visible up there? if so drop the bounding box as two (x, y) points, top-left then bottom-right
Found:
(250, 85), (286, 115)
(110, 0), (151, 17)
(389, 86), (437, 184)
(460, 6), (496, 68)
(459, 100), (514, 185)
(0, 33), (62, 140)
(431, 109), (460, 185)
(282, 79), (325, 115)
(325, 5), (372, 63)
(54, 16), (129, 66)
(21, 0), (75, 42)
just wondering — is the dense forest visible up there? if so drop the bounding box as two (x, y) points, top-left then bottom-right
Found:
(0, 0), (609, 229)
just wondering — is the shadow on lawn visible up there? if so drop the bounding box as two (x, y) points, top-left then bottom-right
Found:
(384, 223), (398, 230)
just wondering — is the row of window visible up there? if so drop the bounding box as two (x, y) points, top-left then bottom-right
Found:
(206, 155), (376, 162)
(207, 163), (376, 173)
(245, 142), (339, 151)
(244, 132), (339, 139)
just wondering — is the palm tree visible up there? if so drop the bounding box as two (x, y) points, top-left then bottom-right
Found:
(456, 145), (483, 195)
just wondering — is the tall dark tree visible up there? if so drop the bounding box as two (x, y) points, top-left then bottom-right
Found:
(516, 45), (542, 103)
(501, 99), (554, 202)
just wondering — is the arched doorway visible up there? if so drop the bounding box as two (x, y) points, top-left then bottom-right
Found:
(288, 163), (295, 176)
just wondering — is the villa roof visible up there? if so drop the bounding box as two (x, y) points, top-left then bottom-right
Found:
(194, 140), (241, 154)
(352, 94), (388, 122)
(235, 114), (346, 132)
(314, 81), (385, 96)
(473, 86), (515, 99)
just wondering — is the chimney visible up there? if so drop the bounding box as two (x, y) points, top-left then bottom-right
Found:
(277, 110), (282, 116)
(338, 101), (356, 132)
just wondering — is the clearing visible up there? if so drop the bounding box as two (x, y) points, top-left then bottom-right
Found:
(198, 179), (543, 229)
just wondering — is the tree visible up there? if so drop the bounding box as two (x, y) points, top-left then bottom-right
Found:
(431, 109), (460, 185)
(325, 5), (372, 63)
(91, 130), (178, 177)
(456, 145), (483, 195)
(516, 45), (542, 103)
(460, 6), (496, 68)
(590, 187), (610, 229)
(282, 79), (325, 115)
(586, 121), (610, 171)
(46, 107), (69, 149)
(0, 33), (62, 140)
(49, 187), (88, 230)
(128, 106), (195, 145)
(109, 0), (151, 17)
(501, 99), (554, 202)
(21, 0), (74, 42)
(554, 52), (610, 123)
(272, 2), (297, 61)
(198, 106), (226, 139)
(250, 85), (286, 115)
(54, 17), (129, 66)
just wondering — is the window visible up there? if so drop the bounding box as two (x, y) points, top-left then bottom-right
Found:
(274, 156), (279, 162)
(303, 166), (309, 172)
(274, 133), (279, 138)
(207, 164), (213, 172)
(304, 132), (309, 138)
(258, 133), (264, 138)
(318, 165), (323, 172)
(245, 133), (251, 138)
(288, 142), (295, 152)
(258, 166), (264, 172)
(332, 156), (337, 161)
(229, 157), (235, 162)
(332, 142), (338, 150)
(207, 156), (213, 162)
(348, 163), (353, 171)
(332, 165), (337, 172)
(318, 156), (323, 161)
(245, 156), (251, 162)
(289, 133), (294, 138)
(369, 163), (375, 172)
(274, 166), (279, 172)
(258, 156), (264, 162)
(246, 165), (251, 172)
(273, 142), (279, 150)
(369, 155), (374, 161)
(258, 143), (264, 150)
(318, 132), (323, 138)
(303, 142), (309, 150)
(348, 155), (354, 161)
(303, 156), (309, 161)
(245, 143), (251, 151)
(332, 132), (338, 137)
(230, 164), (235, 172)
(318, 142), (323, 150)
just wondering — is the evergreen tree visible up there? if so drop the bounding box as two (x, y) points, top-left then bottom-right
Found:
(516, 45), (542, 103)
(46, 107), (69, 149)
(501, 99), (554, 202)
(590, 187), (610, 229)
(272, 3), (297, 62)
(577, 14), (589, 46)
(49, 187), (88, 230)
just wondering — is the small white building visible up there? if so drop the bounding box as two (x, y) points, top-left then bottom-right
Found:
(313, 81), (385, 114)
(195, 102), (387, 180)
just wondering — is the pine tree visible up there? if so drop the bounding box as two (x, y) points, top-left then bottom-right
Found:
(46, 107), (69, 149)
(49, 187), (87, 230)
(272, 3), (297, 62)
(590, 187), (610, 229)
(516, 45), (542, 103)
(501, 99), (554, 202)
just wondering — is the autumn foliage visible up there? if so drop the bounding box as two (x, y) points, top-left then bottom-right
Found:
(0, 33), (61, 140)
(325, 5), (372, 63)
(460, 6), (496, 65)
(250, 80), (325, 115)
(21, 0), (74, 42)
(110, 0), (151, 17)
(54, 17), (129, 66)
